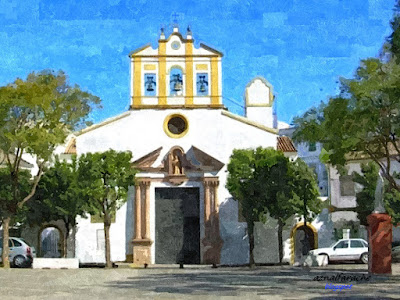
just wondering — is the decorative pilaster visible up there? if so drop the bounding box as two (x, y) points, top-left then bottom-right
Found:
(134, 183), (141, 240)
(144, 181), (151, 240)
(202, 178), (223, 265)
(132, 179), (153, 265)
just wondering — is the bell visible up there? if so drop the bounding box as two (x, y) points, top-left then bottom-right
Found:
(172, 74), (182, 91)
(198, 75), (207, 93)
(146, 76), (155, 92)
(174, 81), (182, 91)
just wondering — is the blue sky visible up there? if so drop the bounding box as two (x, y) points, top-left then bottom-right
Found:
(0, 0), (395, 125)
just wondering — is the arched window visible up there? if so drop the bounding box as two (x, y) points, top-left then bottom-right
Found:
(169, 67), (183, 96)
(196, 73), (209, 95)
(144, 73), (156, 96)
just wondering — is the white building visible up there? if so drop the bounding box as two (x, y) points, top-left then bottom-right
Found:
(279, 127), (329, 197)
(23, 26), (329, 266)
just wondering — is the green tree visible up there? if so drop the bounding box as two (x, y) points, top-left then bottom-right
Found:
(353, 162), (400, 226)
(0, 167), (31, 265)
(0, 70), (100, 268)
(293, 58), (400, 193)
(265, 157), (321, 263)
(77, 150), (137, 268)
(227, 147), (321, 266)
(386, 0), (400, 62)
(26, 157), (87, 257)
(226, 147), (269, 267)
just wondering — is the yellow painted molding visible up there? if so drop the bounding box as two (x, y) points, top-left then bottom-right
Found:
(129, 44), (152, 57)
(163, 113), (189, 139)
(134, 58), (142, 106)
(221, 110), (278, 134)
(246, 103), (273, 107)
(130, 103), (224, 110)
(133, 54), (220, 58)
(144, 64), (156, 70)
(158, 40), (167, 105)
(75, 111), (131, 136)
(196, 64), (208, 70)
(185, 41), (193, 105)
(211, 57), (219, 105)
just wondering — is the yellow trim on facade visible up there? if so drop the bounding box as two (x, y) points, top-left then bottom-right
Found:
(130, 103), (224, 110)
(133, 58), (142, 107)
(246, 103), (272, 107)
(289, 222), (318, 265)
(163, 113), (189, 139)
(158, 41), (167, 105)
(211, 57), (219, 105)
(196, 64), (208, 70)
(134, 54), (220, 58)
(144, 64), (156, 70)
(221, 110), (278, 134)
(185, 41), (193, 105)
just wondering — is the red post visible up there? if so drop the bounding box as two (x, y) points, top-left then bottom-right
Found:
(367, 213), (392, 274)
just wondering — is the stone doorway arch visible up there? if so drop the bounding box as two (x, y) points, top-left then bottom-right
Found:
(290, 222), (318, 265)
(38, 225), (64, 258)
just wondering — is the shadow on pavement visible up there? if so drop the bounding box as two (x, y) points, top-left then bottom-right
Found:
(106, 268), (400, 297)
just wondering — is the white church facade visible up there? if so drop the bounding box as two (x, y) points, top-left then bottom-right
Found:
(22, 26), (334, 266)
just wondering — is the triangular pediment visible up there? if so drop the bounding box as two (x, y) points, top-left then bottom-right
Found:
(132, 146), (224, 173)
(132, 147), (163, 170)
(186, 146), (224, 171)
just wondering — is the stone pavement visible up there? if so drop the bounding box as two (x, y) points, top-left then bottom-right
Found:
(0, 263), (400, 299)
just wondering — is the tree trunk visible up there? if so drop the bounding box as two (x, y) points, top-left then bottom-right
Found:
(72, 226), (77, 258)
(104, 220), (112, 268)
(277, 219), (284, 264)
(2, 216), (11, 268)
(64, 224), (69, 258)
(248, 221), (255, 268)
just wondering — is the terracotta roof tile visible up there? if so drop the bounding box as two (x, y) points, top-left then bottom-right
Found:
(277, 136), (297, 152)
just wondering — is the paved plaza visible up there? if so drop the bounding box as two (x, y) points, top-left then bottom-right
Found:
(0, 263), (400, 299)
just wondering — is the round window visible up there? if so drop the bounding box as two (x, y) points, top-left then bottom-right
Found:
(164, 114), (188, 138)
(171, 41), (181, 50)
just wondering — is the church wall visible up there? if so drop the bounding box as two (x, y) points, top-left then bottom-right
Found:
(75, 198), (129, 263)
(73, 108), (279, 265)
(246, 107), (274, 128)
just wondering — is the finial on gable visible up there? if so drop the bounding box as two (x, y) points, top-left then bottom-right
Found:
(186, 26), (192, 39)
(160, 27), (165, 40)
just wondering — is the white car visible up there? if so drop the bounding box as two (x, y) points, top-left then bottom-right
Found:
(308, 238), (369, 264)
(0, 237), (36, 267)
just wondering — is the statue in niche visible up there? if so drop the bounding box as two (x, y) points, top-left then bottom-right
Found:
(171, 152), (183, 175)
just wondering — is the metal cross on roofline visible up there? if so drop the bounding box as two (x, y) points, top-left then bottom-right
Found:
(172, 12), (179, 23)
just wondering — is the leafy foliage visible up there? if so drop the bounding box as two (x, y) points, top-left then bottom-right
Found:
(0, 70), (101, 267)
(227, 147), (321, 265)
(293, 58), (400, 192)
(26, 157), (87, 257)
(353, 162), (400, 225)
(0, 167), (31, 223)
(77, 150), (137, 267)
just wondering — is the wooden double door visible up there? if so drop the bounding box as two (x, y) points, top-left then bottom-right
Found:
(155, 187), (200, 264)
